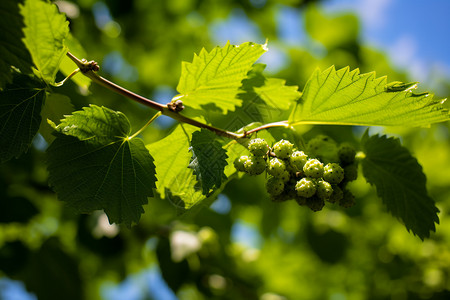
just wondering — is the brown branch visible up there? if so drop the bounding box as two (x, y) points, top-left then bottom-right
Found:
(65, 51), (288, 140)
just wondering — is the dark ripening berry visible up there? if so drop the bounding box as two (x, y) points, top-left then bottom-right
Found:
(306, 196), (325, 212)
(327, 185), (344, 203)
(316, 180), (333, 199)
(267, 157), (286, 177)
(273, 185), (297, 202)
(343, 164), (358, 182)
(244, 156), (266, 175)
(234, 155), (249, 172)
(290, 151), (308, 172)
(266, 177), (284, 196)
(303, 159), (324, 178)
(339, 189), (356, 208)
(295, 196), (308, 206)
(338, 143), (356, 165)
(295, 177), (316, 198)
(248, 138), (269, 157)
(273, 139), (294, 159)
(323, 163), (345, 184)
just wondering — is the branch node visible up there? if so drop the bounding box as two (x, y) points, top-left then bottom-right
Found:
(167, 99), (185, 112)
(80, 59), (100, 73)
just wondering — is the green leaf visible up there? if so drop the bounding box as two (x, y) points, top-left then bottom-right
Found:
(147, 124), (205, 210)
(0, 72), (46, 163)
(238, 64), (300, 123)
(148, 124), (245, 211)
(289, 66), (449, 127)
(175, 42), (267, 113)
(20, 0), (69, 84)
(361, 133), (439, 239)
(58, 33), (91, 90)
(0, 0), (33, 89)
(46, 105), (157, 226)
(189, 129), (228, 195)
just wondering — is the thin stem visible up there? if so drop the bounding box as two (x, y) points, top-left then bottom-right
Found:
(65, 51), (287, 140)
(243, 121), (290, 136)
(128, 111), (162, 140)
(53, 68), (80, 87)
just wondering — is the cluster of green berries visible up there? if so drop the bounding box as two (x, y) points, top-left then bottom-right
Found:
(234, 136), (359, 212)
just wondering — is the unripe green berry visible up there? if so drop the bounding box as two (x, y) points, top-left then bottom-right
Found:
(303, 159), (324, 178)
(234, 155), (249, 172)
(338, 143), (356, 165)
(306, 135), (338, 163)
(290, 151), (308, 172)
(266, 176), (284, 196)
(267, 158), (286, 177)
(323, 163), (345, 184)
(295, 177), (316, 198)
(343, 164), (358, 182)
(248, 138), (269, 157)
(244, 156), (266, 175)
(306, 196), (325, 212)
(316, 180), (333, 199)
(327, 185), (344, 203)
(273, 139), (294, 159)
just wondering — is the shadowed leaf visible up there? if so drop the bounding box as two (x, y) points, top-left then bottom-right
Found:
(47, 105), (156, 226)
(361, 133), (439, 239)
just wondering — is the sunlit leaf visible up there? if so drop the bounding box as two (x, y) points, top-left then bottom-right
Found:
(147, 124), (204, 210)
(175, 42), (267, 113)
(47, 105), (156, 226)
(0, 72), (46, 163)
(361, 132), (439, 239)
(289, 66), (449, 127)
(148, 124), (245, 211)
(20, 0), (69, 84)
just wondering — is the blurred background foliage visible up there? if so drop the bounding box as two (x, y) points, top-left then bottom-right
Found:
(1, 0), (450, 299)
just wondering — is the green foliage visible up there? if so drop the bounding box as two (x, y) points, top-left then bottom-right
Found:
(0, 0), (33, 89)
(289, 66), (450, 127)
(305, 6), (359, 50)
(46, 105), (156, 226)
(189, 129), (228, 195)
(175, 42), (267, 113)
(243, 64), (301, 111)
(0, 72), (46, 163)
(148, 124), (210, 210)
(22, 238), (82, 300)
(361, 132), (440, 239)
(20, 0), (69, 84)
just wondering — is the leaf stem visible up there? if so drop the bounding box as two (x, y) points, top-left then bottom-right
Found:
(53, 68), (80, 87)
(242, 121), (290, 136)
(65, 51), (288, 140)
(129, 111), (162, 140)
